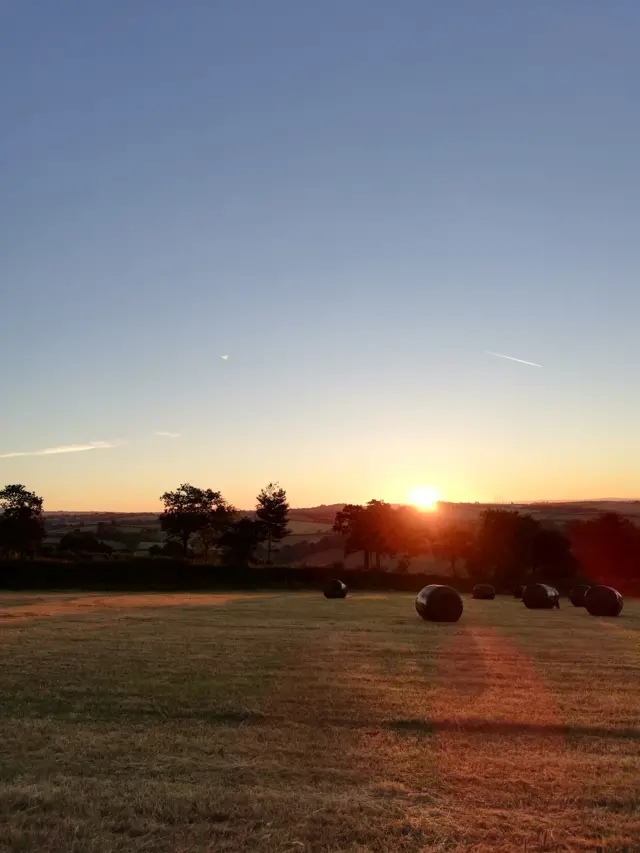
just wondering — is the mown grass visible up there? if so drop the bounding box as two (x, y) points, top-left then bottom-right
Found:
(0, 592), (638, 852)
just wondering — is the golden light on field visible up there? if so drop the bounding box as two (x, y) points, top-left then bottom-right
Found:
(408, 485), (440, 511)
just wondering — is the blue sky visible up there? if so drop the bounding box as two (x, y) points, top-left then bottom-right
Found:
(1, 1), (639, 509)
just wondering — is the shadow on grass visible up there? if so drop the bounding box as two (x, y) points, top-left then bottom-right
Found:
(6, 699), (639, 743)
(388, 718), (640, 740)
(0, 703), (265, 725)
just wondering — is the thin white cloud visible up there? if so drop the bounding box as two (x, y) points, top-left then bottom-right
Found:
(155, 431), (181, 439)
(486, 351), (543, 368)
(221, 355), (229, 360)
(0, 441), (118, 459)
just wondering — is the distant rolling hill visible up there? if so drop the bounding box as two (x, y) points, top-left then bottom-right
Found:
(42, 500), (640, 567)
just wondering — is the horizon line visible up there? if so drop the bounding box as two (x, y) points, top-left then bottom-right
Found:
(41, 496), (640, 513)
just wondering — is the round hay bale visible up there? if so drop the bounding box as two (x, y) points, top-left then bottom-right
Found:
(472, 583), (495, 600)
(513, 585), (524, 599)
(568, 584), (591, 607)
(522, 583), (560, 610)
(415, 584), (463, 623)
(584, 585), (623, 617)
(324, 579), (347, 599)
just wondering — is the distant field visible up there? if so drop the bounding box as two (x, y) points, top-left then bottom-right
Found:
(0, 592), (637, 852)
(40, 502), (640, 566)
(284, 519), (333, 536)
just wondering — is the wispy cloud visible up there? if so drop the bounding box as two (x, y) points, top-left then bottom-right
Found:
(155, 431), (181, 439)
(0, 441), (118, 459)
(486, 351), (543, 368)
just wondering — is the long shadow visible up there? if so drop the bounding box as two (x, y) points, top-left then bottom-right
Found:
(388, 718), (640, 740)
(7, 703), (638, 743)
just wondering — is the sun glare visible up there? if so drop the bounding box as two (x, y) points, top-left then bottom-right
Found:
(409, 485), (440, 511)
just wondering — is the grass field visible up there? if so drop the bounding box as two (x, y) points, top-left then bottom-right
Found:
(0, 593), (638, 852)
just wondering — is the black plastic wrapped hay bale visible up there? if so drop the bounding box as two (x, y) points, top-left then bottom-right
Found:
(472, 583), (495, 600)
(584, 585), (623, 617)
(324, 579), (347, 599)
(415, 585), (463, 623)
(514, 585), (524, 599)
(522, 583), (560, 610)
(569, 584), (591, 607)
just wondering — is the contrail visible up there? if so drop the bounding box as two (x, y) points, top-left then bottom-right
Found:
(0, 441), (118, 459)
(486, 351), (542, 368)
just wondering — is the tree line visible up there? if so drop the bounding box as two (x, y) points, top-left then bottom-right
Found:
(333, 499), (640, 592)
(0, 482), (290, 566)
(0, 484), (639, 593)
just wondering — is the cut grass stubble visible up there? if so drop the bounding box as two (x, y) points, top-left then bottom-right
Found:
(0, 593), (638, 852)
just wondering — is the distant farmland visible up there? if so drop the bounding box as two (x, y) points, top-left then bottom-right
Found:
(41, 500), (640, 568)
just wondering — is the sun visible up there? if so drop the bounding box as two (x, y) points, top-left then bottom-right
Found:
(408, 485), (440, 511)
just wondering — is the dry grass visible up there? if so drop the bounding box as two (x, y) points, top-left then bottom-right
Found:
(0, 593), (270, 622)
(0, 593), (637, 852)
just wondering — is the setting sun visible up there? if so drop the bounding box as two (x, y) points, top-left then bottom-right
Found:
(408, 485), (440, 511)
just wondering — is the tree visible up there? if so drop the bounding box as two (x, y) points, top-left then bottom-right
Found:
(568, 513), (640, 592)
(530, 526), (576, 586)
(195, 523), (227, 562)
(256, 483), (290, 564)
(148, 540), (188, 559)
(0, 484), (45, 557)
(390, 505), (431, 570)
(470, 509), (576, 590)
(431, 521), (473, 578)
(220, 517), (266, 566)
(159, 483), (235, 558)
(334, 501), (428, 571)
(364, 500), (397, 569)
(333, 504), (370, 568)
(472, 509), (537, 587)
(59, 531), (112, 555)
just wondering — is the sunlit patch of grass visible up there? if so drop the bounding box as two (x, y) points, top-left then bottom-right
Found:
(0, 593), (637, 851)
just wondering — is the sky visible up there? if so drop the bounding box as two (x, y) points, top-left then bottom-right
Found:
(2, 1), (639, 510)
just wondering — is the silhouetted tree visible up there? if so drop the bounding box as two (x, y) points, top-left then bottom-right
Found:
(473, 509), (538, 588)
(364, 500), (399, 569)
(195, 524), (224, 562)
(220, 517), (266, 565)
(471, 509), (575, 589)
(333, 500), (410, 570)
(256, 483), (289, 564)
(333, 504), (371, 568)
(431, 521), (473, 578)
(59, 531), (112, 555)
(334, 501), (434, 570)
(159, 483), (235, 558)
(568, 513), (640, 591)
(148, 540), (189, 559)
(530, 526), (576, 586)
(391, 505), (431, 570)
(0, 484), (45, 557)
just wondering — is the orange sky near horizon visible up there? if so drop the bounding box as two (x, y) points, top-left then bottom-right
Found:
(32, 468), (640, 513)
(2, 420), (638, 513)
